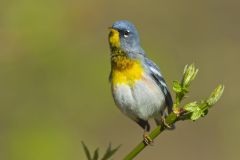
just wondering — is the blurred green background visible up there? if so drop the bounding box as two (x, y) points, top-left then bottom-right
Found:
(0, 0), (239, 159)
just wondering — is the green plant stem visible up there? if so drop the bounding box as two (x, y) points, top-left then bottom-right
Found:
(123, 99), (220, 160)
(123, 113), (178, 160)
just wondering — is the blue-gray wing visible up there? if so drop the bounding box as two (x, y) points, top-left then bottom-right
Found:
(145, 58), (173, 113)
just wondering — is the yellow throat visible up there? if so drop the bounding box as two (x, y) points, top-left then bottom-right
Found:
(109, 28), (144, 86)
(111, 57), (143, 86)
(109, 29), (120, 48)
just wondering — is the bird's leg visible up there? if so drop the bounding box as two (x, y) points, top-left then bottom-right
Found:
(136, 118), (153, 145)
(143, 128), (153, 145)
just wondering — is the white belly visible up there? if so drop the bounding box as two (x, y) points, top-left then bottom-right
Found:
(111, 75), (166, 120)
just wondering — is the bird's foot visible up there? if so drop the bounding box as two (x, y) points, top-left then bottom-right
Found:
(143, 132), (153, 145)
(162, 118), (175, 129)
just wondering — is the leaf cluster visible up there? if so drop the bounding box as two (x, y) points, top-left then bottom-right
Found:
(173, 64), (224, 121)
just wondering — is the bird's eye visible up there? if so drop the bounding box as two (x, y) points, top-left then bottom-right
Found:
(123, 30), (130, 37)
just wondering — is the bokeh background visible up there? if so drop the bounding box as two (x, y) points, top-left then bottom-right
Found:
(0, 0), (239, 159)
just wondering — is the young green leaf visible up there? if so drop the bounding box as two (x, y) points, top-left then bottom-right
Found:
(183, 102), (198, 112)
(207, 85), (224, 106)
(173, 81), (182, 93)
(93, 148), (99, 160)
(101, 143), (121, 160)
(81, 141), (92, 160)
(181, 64), (199, 88)
(191, 108), (204, 120)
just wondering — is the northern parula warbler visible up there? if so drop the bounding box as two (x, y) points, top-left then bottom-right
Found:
(108, 20), (173, 144)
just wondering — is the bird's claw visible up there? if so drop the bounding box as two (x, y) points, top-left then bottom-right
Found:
(162, 118), (174, 129)
(143, 133), (153, 145)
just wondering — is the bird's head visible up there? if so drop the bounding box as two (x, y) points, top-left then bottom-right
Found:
(109, 20), (142, 53)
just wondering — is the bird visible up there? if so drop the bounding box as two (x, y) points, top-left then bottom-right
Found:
(108, 20), (173, 144)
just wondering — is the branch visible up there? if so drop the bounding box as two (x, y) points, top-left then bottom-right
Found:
(123, 64), (224, 160)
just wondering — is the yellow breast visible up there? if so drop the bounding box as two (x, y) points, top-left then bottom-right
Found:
(111, 56), (143, 86)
